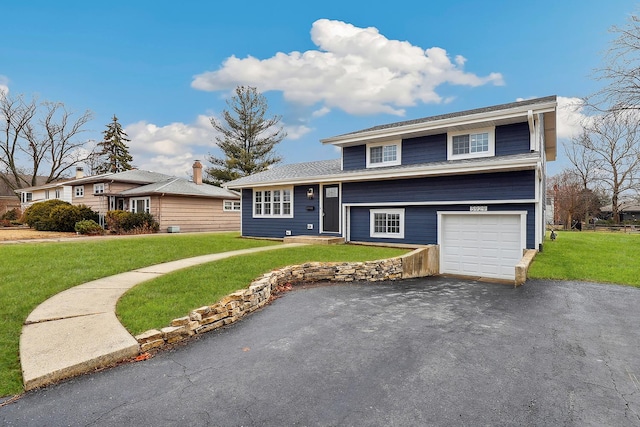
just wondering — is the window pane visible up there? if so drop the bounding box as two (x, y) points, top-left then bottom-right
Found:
(383, 145), (397, 162)
(470, 132), (489, 153)
(283, 189), (291, 202)
(370, 146), (383, 163)
(283, 202), (291, 215)
(452, 135), (469, 155)
(374, 213), (386, 233)
(387, 213), (400, 233)
(264, 191), (271, 214)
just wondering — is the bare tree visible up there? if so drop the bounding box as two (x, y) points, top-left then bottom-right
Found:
(592, 14), (640, 110)
(574, 110), (640, 223)
(564, 131), (603, 223)
(0, 93), (93, 192)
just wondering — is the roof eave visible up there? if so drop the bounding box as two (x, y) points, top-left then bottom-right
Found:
(227, 156), (540, 189)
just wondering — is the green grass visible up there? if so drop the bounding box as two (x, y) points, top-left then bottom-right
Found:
(529, 231), (640, 286)
(0, 232), (278, 397)
(117, 245), (408, 335)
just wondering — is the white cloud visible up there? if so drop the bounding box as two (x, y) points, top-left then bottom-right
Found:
(126, 115), (214, 157)
(192, 19), (504, 116)
(557, 96), (587, 139)
(0, 75), (9, 95)
(143, 153), (199, 178)
(284, 124), (313, 140)
(123, 115), (216, 177)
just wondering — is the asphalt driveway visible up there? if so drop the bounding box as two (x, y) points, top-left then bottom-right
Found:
(2, 277), (640, 426)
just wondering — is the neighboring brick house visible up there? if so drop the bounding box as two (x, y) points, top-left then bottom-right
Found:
(225, 96), (558, 281)
(18, 161), (240, 233)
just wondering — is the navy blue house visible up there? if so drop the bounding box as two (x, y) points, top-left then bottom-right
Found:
(226, 96), (557, 281)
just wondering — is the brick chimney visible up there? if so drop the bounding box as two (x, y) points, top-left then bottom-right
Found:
(75, 166), (84, 179)
(192, 160), (203, 185)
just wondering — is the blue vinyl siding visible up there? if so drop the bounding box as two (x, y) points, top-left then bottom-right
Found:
(343, 171), (535, 204)
(342, 145), (366, 171)
(240, 186), (320, 238)
(402, 133), (447, 165)
(495, 122), (530, 156)
(349, 203), (535, 248)
(341, 123), (529, 170)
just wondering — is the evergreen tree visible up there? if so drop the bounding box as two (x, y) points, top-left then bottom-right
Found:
(206, 86), (286, 185)
(96, 115), (133, 174)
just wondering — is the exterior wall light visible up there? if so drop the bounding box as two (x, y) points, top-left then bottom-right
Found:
(307, 188), (314, 199)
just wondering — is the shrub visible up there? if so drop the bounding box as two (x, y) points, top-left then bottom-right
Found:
(75, 219), (104, 235)
(0, 219), (11, 227)
(106, 210), (159, 234)
(22, 200), (99, 232)
(1, 208), (20, 221)
(22, 199), (68, 228)
(50, 204), (85, 232)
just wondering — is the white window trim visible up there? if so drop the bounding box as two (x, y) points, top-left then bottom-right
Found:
(370, 208), (405, 239)
(223, 200), (241, 211)
(130, 197), (150, 213)
(74, 185), (84, 197)
(253, 187), (294, 218)
(366, 140), (402, 168)
(93, 183), (105, 194)
(447, 127), (495, 160)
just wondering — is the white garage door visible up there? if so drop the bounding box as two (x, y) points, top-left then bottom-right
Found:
(439, 213), (525, 281)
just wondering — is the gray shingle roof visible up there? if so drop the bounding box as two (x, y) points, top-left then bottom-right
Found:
(333, 95), (557, 138)
(226, 153), (539, 188)
(73, 169), (175, 185)
(225, 159), (342, 188)
(119, 177), (239, 199)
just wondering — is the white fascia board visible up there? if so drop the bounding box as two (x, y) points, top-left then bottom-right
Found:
(321, 101), (557, 147)
(227, 156), (539, 189)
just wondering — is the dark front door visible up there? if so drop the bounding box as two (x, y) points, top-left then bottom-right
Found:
(322, 184), (340, 233)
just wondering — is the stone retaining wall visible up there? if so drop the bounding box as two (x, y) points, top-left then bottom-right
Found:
(135, 246), (438, 352)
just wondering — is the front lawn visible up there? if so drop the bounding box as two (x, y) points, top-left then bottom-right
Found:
(529, 231), (640, 286)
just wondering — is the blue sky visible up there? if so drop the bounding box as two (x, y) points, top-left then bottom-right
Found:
(2, 0), (638, 178)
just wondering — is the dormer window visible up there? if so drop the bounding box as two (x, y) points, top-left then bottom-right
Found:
(366, 141), (401, 168)
(447, 127), (495, 160)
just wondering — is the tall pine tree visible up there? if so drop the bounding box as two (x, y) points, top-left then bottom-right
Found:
(206, 86), (286, 185)
(96, 115), (133, 174)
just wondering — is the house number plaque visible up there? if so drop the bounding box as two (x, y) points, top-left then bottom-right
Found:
(470, 205), (488, 212)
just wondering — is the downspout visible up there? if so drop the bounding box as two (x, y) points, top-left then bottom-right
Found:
(527, 110), (536, 152)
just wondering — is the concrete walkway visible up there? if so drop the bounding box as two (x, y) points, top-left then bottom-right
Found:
(20, 243), (306, 391)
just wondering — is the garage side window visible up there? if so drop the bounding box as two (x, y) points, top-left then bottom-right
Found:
(370, 208), (405, 239)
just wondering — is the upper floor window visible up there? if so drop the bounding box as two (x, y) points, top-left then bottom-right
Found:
(254, 187), (292, 218)
(94, 183), (104, 194)
(366, 141), (401, 168)
(74, 186), (84, 197)
(224, 200), (241, 211)
(447, 127), (495, 160)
